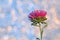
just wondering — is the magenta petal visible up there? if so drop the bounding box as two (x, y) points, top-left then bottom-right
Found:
(28, 10), (47, 20)
(40, 10), (47, 17)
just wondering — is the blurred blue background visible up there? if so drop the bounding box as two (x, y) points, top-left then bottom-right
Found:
(0, 0), (60, 40)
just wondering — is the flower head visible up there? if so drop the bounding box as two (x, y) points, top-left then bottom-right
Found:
(28, 10), (48, 40)
(28, 10), (47, 20)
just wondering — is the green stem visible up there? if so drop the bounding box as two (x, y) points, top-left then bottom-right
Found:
(39, 23), (43, 40)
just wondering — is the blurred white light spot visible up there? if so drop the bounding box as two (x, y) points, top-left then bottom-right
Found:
(8, 0), (13, 5)
(11, 9), (17, 22)
(0, 14), (5, 18)
(0, 27), (5, 33)
(21, 27), (27, 34)
(49, 7), (60, 25)
(28, 3), (34, 9)
(2, 35), (9, 40)
(54, 34), (60, 40)
(10, 36), (17, 40)
(7, 26), (12, 32)
(20, 35), (29, 40)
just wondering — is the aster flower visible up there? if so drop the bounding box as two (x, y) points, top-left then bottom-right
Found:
(28, 10), (48, 40)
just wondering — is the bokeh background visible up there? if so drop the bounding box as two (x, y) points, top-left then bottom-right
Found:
(0, 0), (60, 40)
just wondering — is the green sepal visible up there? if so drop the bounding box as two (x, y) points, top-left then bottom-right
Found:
(31, 22), (37, 26)
(31, 17), (47, 23)
(41, 22), (46, 24)
(40, 17), (47, 22)
(31, 19), (38, 23)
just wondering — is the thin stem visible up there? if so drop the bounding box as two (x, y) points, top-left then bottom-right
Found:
(39, 23), (43, 40)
